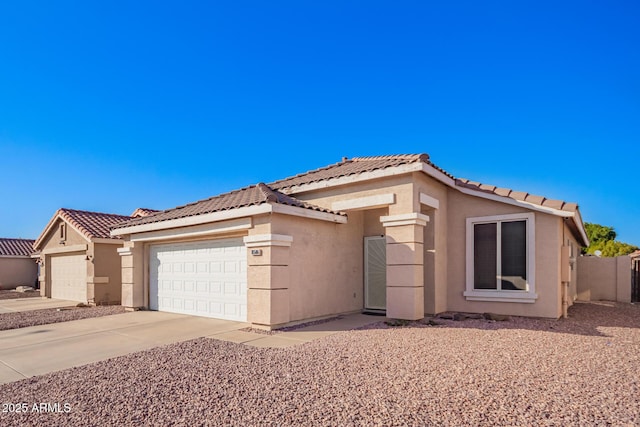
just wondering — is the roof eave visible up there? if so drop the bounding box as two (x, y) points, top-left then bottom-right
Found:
(111, 203), (347, 237)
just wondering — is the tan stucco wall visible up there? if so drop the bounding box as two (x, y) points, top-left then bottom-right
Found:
(0, 257), (38, 289)
(294, 175), (416, 215)
(40, 219), (87, 248)
(415, 172), (449, 315)
(577, 255), (631, 302)
(91, 242), (123, 304)
(268, 212), (366, 323)
(446, 190), (563, 319)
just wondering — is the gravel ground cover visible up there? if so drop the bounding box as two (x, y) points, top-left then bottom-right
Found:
(0, 306), (126, 331)
(0, 290), (41, 300)
(1, 302), (639, 426)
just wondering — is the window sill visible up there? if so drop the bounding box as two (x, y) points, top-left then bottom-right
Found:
(463, 290), (538, 303)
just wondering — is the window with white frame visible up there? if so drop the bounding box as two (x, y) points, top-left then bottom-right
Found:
(464, 212), (537, 303)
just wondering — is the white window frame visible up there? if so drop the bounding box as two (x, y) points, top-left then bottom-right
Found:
(464, 212), (537, 303)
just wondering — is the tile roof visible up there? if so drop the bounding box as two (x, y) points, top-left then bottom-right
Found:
(0, 238), (35, 257)
(112, 154), (583, 234)
(34, 209), (134, 249)
(455, 179), (578, 213)
(270, 154), (454, 191)
(58, 209), (133, 240)
(131, 208), (160, 218)
(269, 154), (579, 214)
(113, 183), (344, 230)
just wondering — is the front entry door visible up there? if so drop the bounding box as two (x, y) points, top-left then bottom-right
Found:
(364, 236), (387, 311)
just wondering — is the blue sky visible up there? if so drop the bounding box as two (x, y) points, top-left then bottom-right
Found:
(1, 1), (638, 245)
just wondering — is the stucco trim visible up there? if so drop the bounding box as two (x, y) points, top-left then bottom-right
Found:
(117, 247), (133, 257)
(331, 193), (395, 212)
(130, 218), (252, 242)
(421, 163), (457, 187)
(380, 213), (430, 227)
(244, 234), (293, 248)
(41, 244), (88, 255)
(88, 276), (109, 284)
(463, 294), (538, 303)
(419, 193), (440, 209)
(92, 238), (125, 245)
(270, 204), (347, 223)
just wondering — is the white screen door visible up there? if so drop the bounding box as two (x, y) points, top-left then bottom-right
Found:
(365, 236), (387, 310)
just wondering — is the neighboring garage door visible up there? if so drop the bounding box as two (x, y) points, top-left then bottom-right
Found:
(149, 238), (247, 321)
(50, 254), (88, 302)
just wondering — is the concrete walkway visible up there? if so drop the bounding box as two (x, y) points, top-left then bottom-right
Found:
(215, 313), (384, 348)
(0, 297), (78, 314)
(0, 311), (383, 385)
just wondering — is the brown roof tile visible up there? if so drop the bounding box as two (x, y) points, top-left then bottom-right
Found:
(524, 195), (546, 205)
(0, 238), (35, 257)
(455, 178), (577, 213)
(541, 199), (566, 210)
(34, 209), (137, 249)
(271, 154), (454, 190)
(59, 209), (132, 240)
(113, 183), (344, 230)
(494, 187), (512, 197)
(131, 208), (160, 218)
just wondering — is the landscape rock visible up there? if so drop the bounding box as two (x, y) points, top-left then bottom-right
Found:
(483, 312), (511, 321)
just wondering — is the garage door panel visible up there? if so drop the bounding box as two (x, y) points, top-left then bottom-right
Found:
(150, 238), (247, 321)
(50, 254), (87, 302)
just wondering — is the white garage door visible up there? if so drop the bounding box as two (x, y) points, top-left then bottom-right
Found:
(149, 238), (247, 321)
(50, 254), (87, 302)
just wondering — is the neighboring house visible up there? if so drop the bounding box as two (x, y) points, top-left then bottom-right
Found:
(111, 154), (589, 328)
(34, 208), (155, 304)
(0, 238), (37, 289)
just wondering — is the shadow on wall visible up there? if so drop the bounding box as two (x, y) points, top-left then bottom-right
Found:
(348, 301), (640, 338)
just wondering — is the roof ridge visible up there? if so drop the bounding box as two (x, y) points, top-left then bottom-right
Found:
(59, 207), (132, 219)
(256, 183), (279, 202)
(269, 159), (351, 188)
(351, 153), (430, 162)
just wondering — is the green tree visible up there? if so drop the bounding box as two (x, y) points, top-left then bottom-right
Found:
(585, 223), (616, 244)
(583, 222), (638, 257)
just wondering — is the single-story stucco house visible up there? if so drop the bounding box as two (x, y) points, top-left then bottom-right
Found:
(0, 238), (38, 289)
(34, 208), (156, 304)
(111, 154), (588, 328)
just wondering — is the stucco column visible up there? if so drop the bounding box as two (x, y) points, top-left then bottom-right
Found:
(118, 241), (144, 310)
(381, 213), (429, 320)
(244, 234), (292, 328)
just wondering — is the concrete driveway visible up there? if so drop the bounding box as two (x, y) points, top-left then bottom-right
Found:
(0, 311), (247, 385)
(0, 297), (78, 314)
(0, 309), (382, 385)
